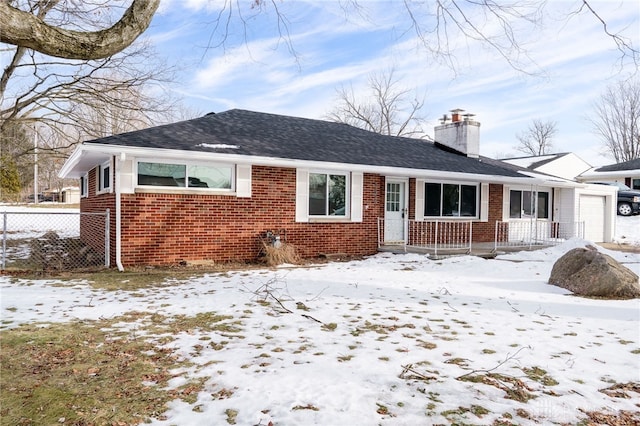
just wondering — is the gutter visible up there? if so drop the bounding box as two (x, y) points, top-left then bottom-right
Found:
(67, 143), (554, 186)
(115, 153), (124, 272)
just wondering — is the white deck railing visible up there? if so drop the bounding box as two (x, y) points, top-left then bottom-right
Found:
(494, 220), (584, 251)
(378, 218), (585, 255)
(377, 218), (473, 256)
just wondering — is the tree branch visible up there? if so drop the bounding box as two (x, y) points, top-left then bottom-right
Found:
(0, 0), (159, 60)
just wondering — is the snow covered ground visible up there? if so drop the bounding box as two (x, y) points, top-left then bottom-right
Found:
(1, 208), (639, 424)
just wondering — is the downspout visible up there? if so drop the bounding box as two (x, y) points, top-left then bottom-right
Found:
(115, 153), (124, 271)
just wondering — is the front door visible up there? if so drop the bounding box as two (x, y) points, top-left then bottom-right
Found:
(384, 179), (407, 243)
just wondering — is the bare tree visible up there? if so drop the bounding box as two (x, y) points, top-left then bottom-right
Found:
(1, 1), (181, 200)
(589, 79), (640, 163)
(326, 70), (427, 137)
(514, 119), (558, 156)
(1, 1), (636, 72)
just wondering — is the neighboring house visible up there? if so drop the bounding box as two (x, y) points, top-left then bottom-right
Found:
(578, 158), (640, 190)
(59, 109), (617, 269)
(60, 187), (80, 204)
(502, 152), (592, 181)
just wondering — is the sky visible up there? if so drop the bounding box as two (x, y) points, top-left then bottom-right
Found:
(2, 205), (639, 424)
(139, 0), (640, 167)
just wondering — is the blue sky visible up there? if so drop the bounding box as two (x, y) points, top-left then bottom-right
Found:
(146, 0), (639, 167)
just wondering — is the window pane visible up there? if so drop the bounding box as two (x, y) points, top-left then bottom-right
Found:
(509, 190), (521, 218)
(537, 192), (549, 219)
(102, 165), (110, 189)
(188, 165), (232, 189)
(523, 191), (534, 217)
(633, 179), (640, 190)
(442, 184), (460, 216)
(424, 183), (441, 216)
(329, 175), (346, 216)
(386, 183), (400, 212)
(138, 162), (185, 187)
(460, 185), (477, 217)
(309, 173), (327, 215)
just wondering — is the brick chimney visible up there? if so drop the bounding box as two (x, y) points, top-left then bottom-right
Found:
(434, 109), (480, 158)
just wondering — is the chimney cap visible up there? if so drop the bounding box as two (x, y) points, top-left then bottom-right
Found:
(450, 108), (465, 114)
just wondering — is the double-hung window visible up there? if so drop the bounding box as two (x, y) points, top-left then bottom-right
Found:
(509, 190), (549, 219)
(424, 182), (478, 218)
(137, 161), (233, 190)
(308, 172), (348, 217)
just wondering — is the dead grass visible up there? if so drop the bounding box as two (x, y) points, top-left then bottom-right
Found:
(0, 312), (223, 425)
(260, 242), (301, 266)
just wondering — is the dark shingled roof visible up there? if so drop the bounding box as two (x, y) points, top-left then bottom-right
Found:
(88, 109), (526, 178)
(595, 158), (640, 172)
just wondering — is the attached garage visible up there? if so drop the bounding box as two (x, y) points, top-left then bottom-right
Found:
(578, 195), (606, 242)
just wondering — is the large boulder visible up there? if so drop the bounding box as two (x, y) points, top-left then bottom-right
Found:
(549, 247), (640, 299)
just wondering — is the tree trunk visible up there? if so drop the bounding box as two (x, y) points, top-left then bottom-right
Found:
(0, 0), (160, 60)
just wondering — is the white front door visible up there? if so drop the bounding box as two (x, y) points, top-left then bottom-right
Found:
(384, 179), (407, 243)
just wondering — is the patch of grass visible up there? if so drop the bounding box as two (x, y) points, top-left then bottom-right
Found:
(210, 341), (229, 350)
(482, 348), (496, 354)
(458, 373), (536, 402)
(631, 348), (640, 354)
(376, 403), (390, 415)
(212, 388), (236, 400)
(225, 408), (238, 424)
(322, 322), (337, 331)
(417, 339), (437, 350)
(292, 403), (320, 411)
(445, 357), (469, 367)
(337, 354), (354, 362)
(0, 318), (203, 425)
(522, 366), (559, 386)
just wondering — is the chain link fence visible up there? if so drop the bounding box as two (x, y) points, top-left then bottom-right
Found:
(1, 210), (109, 272)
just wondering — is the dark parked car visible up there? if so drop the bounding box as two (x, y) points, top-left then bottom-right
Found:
(589, 182), (640, 216)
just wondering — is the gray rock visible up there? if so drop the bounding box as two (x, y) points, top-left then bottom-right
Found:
(549, 247), (640, 299)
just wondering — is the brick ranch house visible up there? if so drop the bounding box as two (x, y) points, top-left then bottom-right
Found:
(59, 109), (616, 270)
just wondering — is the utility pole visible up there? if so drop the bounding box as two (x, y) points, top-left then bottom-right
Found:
(34, 128), (38, 204)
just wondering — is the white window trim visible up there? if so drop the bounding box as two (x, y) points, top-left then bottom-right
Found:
(308, 170), (350, 219)
(296, 169), (363, 223)
(134, 158), (239, 194)
(420, 180), (481, 220)
(97, 159), (112, 194)
(507, 186), (552, 221)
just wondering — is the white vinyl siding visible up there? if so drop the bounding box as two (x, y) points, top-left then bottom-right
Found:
(236, 164), (252, 198)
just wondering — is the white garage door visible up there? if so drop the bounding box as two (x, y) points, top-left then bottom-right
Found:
(579, 195), (605, 242)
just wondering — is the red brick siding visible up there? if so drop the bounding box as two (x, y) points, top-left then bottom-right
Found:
(80, 165), (117, 265)
(79, 163), (505, 266)
(84, 166), (383, 266)
(472, 184), (503, 242)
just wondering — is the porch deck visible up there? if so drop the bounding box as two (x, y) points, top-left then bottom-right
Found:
(377, 242), (551, 259)
(377, 218), (583, 259)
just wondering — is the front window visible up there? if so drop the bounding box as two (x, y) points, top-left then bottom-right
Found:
(510, 190), (549, 219)
(633, 179), (640, 190)
(137, 161), (233, 190)
(424, 182), (477, 217)
(309, 172), (347, 216)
